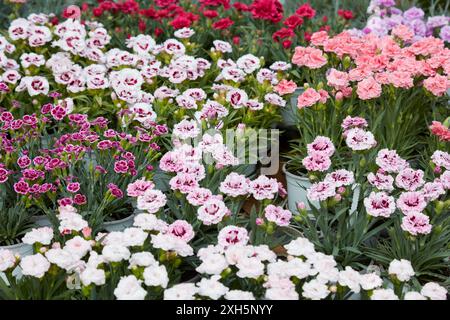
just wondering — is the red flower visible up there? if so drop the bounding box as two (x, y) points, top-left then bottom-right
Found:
(319, 25), (330, 32)
(283, 15), (303, 29)
(119, 0), (139, 14)
(199, 0), (231, 10)
(154, 27), (164, 37)
(282, 39), (292, 49)
(92, 7), (103, 17)
(296, 3), (316, 19)
(304, 31), (312, 42)
(322, 16), (328, 23)
(338, 9), (354, 20)
(212, 17), (234, 30)
(140, 8), (158, 18)
(81, 3), (89, 12)
(233, 36), (240, 45)
(203, 9), (218, 18)
(138, 19), (146, 32)
(272, 27), (294, 42)
(50, 16), (59, 25)
(155, 0), (178, 7)
(250, 0), (283, 23)
(170, 16), (192, 29)
(233, 2), (250, 11)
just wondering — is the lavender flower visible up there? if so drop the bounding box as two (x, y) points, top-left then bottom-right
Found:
(403, 7), (425, 21)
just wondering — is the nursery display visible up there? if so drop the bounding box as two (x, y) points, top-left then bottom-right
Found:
(0, 0), (448, 301)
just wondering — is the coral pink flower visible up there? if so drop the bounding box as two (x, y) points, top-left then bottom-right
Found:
(423, 74), (449, 97)
(429, 121), (450, 142)
(273, 79), (297, 95)
(297, 88), (321, 109)
(356, 77), (382, 100)
(327, 68), (349, 89)
(292, 47), (327, 69)
(392, 24), (414, 42)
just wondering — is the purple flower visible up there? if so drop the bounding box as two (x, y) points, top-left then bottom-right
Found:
(426, 16), (449, 29)
(406, 19), (427, 37)
(439, 25), (450, 42)
(378, 0), (396, 7)
(403, 7), (425, 21)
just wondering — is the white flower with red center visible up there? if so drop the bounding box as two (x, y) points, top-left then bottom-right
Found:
(307, 181), (337, 202)
(249, 175), (279, 200)
(364, 192), (396, 218)
(375, 149), (409, 173)
(325, 169), (355, 187)
(173, 119), (201, 139)
(345, 128), (377, 151)
(218, 226), (249, 248)
(396, 191), (427, 214)
(212, 40), (232, 53)
(166, 220), (195, 242)
(367, 172), (394, 192)
(395, 168), (425, 191)
(137, 189), (167, 213)
(220, 172), (249, 197)
(264, 205), (292, 226)
(197, 199), (229, 225)
(307, 136), (335, 157)
(236, 54), (260, 73)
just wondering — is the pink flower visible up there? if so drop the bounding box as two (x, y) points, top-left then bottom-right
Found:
(341, 116), (368, 131)
(429, 121), (450, 142)
(397, 191), (427, 215)
(325, 170), (355, 187)
(186, 188), (213, 206)
(423, 74), (449, 97)
(137, 189), (167, 213)
(326, 68), (349, 89)
(345, 128), (377, 151)
(63, 5), (81, 19)
(401, 212), (432, 236)
(392, 24), (414, 41)
(248, 175), (279, 200)
(273, 79), (297, 95)
(310, 31), (329, 46)
(159, 151), (184, 173)
(73, 194), (87, 205)
(292, 47), (327, 69)
(167, 220), (194, 242)
(307, 181), (336, 202)
(219, 173), (249, 197)
(376, 149), (409, 173)
(108, 184), (123, 199)
(431, 150), (450, 170)
(439, 170), (450, 189)
(67, 182), (80, 193)
(307, 136), (335, 157)
(297, 88), (321, 109)
(264, 205), (292, 226)
(364, 192), (396, 218)
(197, 199), (228, 225)
(127, 179), (155, 197)
(367, 172), (394, 192)
(422, 182), (445, 202)
(356, 77), (382, 100)
(114, 160), (129, 174)
(169, 172), (199, 194)
(217, 226), (249, 248)
(17, 156), (31, 168)
(14, 180), (30, 195)
(395, 168), (424, 191)
(302, 153), (331, 172)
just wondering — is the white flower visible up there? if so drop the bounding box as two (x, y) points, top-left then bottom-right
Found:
(371, 288), (399, 300)
(80, 267), (106, 286)
(64, 236), (92, 259)
(129, 252), (156, 269)
(114, 275), (147, 300)
(284, 237), (316, 258)
(137, 189), (167, 213)
(133, 213), (168, 232)
(151, 233), (194, 257)
(338, 266), (361, 293)
(45, 248), (79, 271)
(174, 28), (195, 39)
(236, 257), (265, 279)
(302, 279), (330, 300)
(102, 245), (131, 262)
(404, 291), (426, 300)
(225, 290), (255, 300)
(164, 283), (198, 300)
(22, 227), (53, 245)
(20, 254), (50, 278)
(196, 253), (228, 275)
(0, 249), (16, 272)
(388, 259), (415, 282)
(236, 54), (260, 73)
(359, 273), (383, 290)
(196, 275), (229, 300)
(420, 282), (447, 300)
(122, 227), (148, 247)
(286, 258), (313, 279)
(143, 263), (169, 288)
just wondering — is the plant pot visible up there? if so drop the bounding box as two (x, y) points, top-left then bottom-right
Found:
(282, 163), (319, 212)
(31, 215), (52, 227)
(102, 212), (136, 232)
(280, 88), (303, 128)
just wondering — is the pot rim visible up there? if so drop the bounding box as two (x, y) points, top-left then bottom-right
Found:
(1, 241), (31, 250)
(103, 212), (136, 225)
(282, 162), (309, 181)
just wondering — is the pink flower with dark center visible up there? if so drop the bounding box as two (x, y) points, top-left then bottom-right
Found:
(397, 191), (427, 215)
(401, 212), (432, 236)
(264, 205), (292, 226)
(114, 160), (129, 174)
(67, 182), (81, 193)
(364, 192), (396, 218)
(167, 220), (194, 242)
(217, 226), (249, 248)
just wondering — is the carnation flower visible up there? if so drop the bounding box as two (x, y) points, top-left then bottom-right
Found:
(371, 288), (399, 300)
(196, 253), (228, 275)
(325, 169), (354, 187)
(196, 275), (229, 300)
(164, 283), (198, 300)
(219, 173), (249, 197)
(307, 181), (336, 202)
(395, 168), (425, 191)
(217, 226), (249, 248)
(80, 267), (106, 286)
(285, 237), (316, 258)
(338, 266), (361, 293)
(102, 245), (131, 262)
(302, 279), (330, 300)
(364, 192), (396, 218)
(421, 282), (448, 300)
(225, 290), (255, 300)
(307, 136), (335, 157)
(302, 153), (332, 172)
(114, 275), (147, 300)
(248, 175), (279, 200)
(167, 220), (195, 242)
(197, 199), (228, 225)
(264, 205), (292, 227)
(20, 254), (50, 278)
(345, 128), (377, 151)
(388, 259), (415, 282)
(396, 191), (427, 214)
(236, 257), (265, 279)
(431, 150), (450, 170)
(292, 47), (327, 69)
(359, 273), (383, 291)
(401, 211), (432, 236)
(367, 172), (394, 192)
(137, 189), (167, 213)
(404, 291), (426, 300)
(0, 249), (16, 272)
(376, 149), (409, 173)
(151, 233), (194, 257)
(143, 263), (169, 288)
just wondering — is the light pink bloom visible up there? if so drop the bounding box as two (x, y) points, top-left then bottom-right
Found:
(307, 181), (336, 202)
(169, 173), (199, 194)
(431, 150), (450, 170)
(397, 191), (427, 215)
(395, 168), (425, 191)
(218, 226), (249, 248)
(401, 212), (432, 236)
(345, 128), (377, 151)
(302, 153), (332, 172)
(186, 188), (213, 206)
(248, 176), (279, 200)
(219, 173), (249, 197)
(367, 172), (394, 192)
(167, 220), (194, 242)
(376, 149), (409, 173)
(422, 182), (445, 202)
(197, 199), (228, 225)
(137, 189), (167, 213)
(264, 205), (292, 227)
(127, 179), (155, 197)
(307, 136), (335, 157)
(364, 192), (396, 218)
(325, 170), (355, 187)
